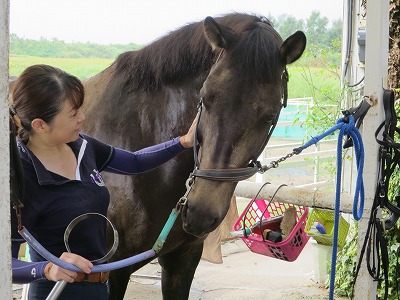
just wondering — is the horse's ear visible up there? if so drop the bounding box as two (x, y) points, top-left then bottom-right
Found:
(279, 31), (307, 64)
(203, 16), (236, 50)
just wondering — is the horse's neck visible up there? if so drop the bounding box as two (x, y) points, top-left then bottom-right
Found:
(82, 66), (116, 112)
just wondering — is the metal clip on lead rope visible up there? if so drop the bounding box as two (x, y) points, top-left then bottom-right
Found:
(176, 175), (195, 211)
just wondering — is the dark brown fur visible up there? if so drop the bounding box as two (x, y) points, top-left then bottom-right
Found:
(82, 13), (306, 299)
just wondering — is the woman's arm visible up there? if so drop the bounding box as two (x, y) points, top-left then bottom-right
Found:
(12, 240), (93, 284)
(12, 241), (48, 284)
(105, 113), (198, 175)
(105, 137), (187, 174)
(12, 258), (48, 284)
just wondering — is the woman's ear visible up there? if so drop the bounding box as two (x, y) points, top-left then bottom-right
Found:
(31, 118), (48, 134)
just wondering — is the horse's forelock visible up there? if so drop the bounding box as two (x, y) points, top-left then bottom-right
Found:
(228, 22), (283, 84)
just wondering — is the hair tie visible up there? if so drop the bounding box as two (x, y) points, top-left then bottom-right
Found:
(9, 105), (23, 130)
(9, 105), (17, 117)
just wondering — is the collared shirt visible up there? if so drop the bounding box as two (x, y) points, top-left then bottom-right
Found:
(11, 134), (186, 283)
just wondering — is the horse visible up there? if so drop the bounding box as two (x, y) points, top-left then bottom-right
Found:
(81, 13), (306, 299)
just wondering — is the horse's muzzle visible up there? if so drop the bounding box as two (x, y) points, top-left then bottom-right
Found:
(181, 201), (219, 238)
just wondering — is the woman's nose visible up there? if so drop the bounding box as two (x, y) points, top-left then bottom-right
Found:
(78, 110), (86, 122)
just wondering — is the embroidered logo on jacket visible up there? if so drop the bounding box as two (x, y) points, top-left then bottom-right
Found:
(90, 169), (105, 186)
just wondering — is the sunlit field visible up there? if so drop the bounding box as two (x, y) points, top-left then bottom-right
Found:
(9, 56), (340, 101)
(9, 56), (113, 80)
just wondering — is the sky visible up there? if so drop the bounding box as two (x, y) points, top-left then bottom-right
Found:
(9, 0), (343, 45)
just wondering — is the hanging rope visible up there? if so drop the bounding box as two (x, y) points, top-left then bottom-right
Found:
(294, 114), (365, 300)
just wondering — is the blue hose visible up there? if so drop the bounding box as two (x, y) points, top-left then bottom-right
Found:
(294, 115), (364, 300)
(19, 208), (180, 272)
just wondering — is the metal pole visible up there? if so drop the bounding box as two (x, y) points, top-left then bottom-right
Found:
(0, 0), (11, 299)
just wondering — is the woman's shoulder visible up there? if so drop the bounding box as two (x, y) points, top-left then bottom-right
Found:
(78, 133), (112, 150)
(78, 133), (114, 170)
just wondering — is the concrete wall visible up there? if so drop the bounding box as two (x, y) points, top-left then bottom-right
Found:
(0, 0), (11, 299)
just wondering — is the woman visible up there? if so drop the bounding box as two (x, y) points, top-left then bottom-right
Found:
(10, 64), (197, 300)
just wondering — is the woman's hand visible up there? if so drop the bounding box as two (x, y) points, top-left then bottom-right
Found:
(44, 252), (93, 282)
(179, 113), (199, 149)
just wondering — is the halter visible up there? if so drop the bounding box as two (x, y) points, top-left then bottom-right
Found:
(191, 68), (288, 182)
(352, 89), (400, 300)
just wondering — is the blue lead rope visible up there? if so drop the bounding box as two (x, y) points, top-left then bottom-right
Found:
(294, 115), (365, 300)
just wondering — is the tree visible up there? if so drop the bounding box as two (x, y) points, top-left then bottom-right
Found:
(277, 14), (305, 40)
(305, 11), (329, 47)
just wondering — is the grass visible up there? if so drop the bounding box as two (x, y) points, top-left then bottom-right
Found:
(9, 56), (113, 80)
(287, 66), (341, 101)
(9, 56), (341, 100)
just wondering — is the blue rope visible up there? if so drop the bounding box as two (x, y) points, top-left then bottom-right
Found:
(294, 115), (365, 300)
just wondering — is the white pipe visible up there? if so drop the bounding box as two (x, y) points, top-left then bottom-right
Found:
(0, 0), (11, 299)
(235, 181), (356, 213)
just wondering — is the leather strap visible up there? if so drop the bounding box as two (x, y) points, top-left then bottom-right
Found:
(74, 271), (110, 283)
(353, 89), (398, 299)
(192, 161), (259, 182)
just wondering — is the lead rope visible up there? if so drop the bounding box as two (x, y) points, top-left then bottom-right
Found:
(293, 114), (365, 300)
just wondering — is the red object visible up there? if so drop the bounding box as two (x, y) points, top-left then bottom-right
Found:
(233, 199), (309, 262)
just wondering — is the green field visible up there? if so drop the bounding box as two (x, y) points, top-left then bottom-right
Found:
(9, 56), (113, 80)
(9, 56), (340, 101)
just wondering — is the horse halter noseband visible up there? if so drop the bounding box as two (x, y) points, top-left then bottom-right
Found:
(191, 68), (289, 182)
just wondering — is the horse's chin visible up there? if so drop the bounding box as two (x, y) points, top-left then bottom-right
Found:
(181, 214), (221, 238)
(182, 224), (209, 238)
(182, 223), (215, 238)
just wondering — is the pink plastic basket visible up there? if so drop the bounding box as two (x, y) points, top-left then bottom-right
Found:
(233, 199), (309, 262)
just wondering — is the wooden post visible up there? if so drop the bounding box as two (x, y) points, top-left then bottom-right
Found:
(0, 0), (11, 299)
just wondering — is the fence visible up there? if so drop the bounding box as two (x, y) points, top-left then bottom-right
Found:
(255, 97), (338, 188)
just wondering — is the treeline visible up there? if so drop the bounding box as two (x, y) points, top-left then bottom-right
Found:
(10, 11), (342, 59)
(10, 34), (142, 59)
(269, 11), (343, 52)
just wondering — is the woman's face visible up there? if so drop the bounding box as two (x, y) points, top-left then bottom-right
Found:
(47, 99), (85, 144)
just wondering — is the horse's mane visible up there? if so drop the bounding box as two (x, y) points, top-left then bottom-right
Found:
(114, 13), (282, 91)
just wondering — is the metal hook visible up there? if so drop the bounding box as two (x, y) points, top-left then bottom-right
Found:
(175, 174), (195, 211)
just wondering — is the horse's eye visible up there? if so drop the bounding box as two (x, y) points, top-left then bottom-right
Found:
(201, 94), (215, 107)
(264, 117), (275, 124)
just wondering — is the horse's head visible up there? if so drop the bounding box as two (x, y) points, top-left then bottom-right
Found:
(182, 16), (306, 237)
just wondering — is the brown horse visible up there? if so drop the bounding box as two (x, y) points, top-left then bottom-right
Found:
(82, 13), (306, 300)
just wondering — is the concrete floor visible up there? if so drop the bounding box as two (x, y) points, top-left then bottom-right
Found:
(123, 239), (348, 300)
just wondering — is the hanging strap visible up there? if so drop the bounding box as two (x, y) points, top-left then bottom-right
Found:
(352, 89), (398, 300)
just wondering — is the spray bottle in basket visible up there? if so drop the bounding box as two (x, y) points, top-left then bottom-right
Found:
(230, 215), (284, 237)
